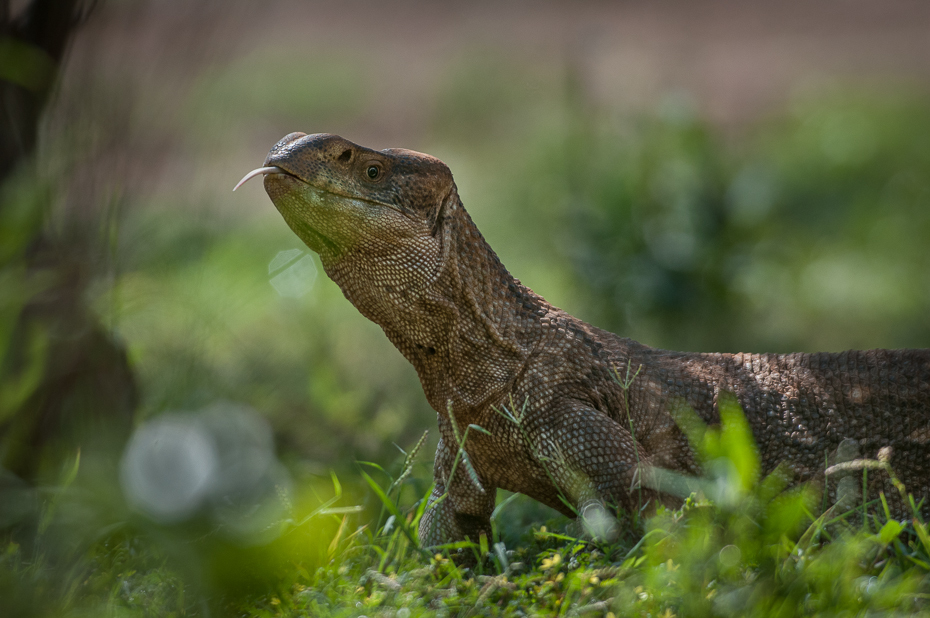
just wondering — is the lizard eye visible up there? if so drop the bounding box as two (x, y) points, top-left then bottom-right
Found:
(366, 163), (382, 181)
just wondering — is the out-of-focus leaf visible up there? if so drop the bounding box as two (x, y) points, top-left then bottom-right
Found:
(0, 323), (48, 423)
(915, 520), (930, 555)
(718, 393), (760, 493)
(0, 36), (56, 92)
(878, 520), (904, 545)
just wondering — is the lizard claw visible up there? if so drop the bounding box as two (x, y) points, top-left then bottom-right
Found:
(233, 166), (285, 191)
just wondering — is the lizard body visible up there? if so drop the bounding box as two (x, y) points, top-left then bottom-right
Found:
(249, 132), (930, 545)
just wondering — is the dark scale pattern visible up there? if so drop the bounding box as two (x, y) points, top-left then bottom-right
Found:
(260, 133), (930, 546)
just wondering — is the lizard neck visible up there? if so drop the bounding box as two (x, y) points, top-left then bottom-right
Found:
(413, 197), (550, 420)
(330, 190), (548, 422)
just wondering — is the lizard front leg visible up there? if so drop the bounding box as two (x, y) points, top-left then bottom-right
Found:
(523, 400), (662, 518)
(418, 436), (496, 547)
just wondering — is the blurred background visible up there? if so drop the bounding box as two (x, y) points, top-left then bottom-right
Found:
(2, 0), (930, 613)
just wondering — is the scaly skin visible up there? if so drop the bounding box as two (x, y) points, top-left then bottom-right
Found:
(256, 132), (930, 546)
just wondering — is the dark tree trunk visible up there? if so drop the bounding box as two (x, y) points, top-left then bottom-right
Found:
(0, 0), (137, 482)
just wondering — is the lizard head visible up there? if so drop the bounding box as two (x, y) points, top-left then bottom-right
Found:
(242, 133), (455, 296)
(257, 132), (454, 255)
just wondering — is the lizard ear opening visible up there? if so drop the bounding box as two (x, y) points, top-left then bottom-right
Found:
(430, 186), (457, 237)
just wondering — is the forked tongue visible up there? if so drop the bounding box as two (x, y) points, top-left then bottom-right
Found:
(233, 166), (285, 191)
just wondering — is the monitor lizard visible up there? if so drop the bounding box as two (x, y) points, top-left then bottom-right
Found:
(237, 132), (930, 546)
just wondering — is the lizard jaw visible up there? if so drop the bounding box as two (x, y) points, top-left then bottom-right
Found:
(233, 166), (287, 191)
(235, 166), (404, 215)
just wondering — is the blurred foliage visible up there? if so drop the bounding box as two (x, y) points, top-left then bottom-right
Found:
(2, 397), (929, 616)
(0, 173), (49, 426)
(518, 90), (930, 353)
(2, 19), (930, 614)
(430, 49), (561, 145)
(186, 47), (370, 141)
(0, 441), (366, 617)
(232, 401), (928, 617)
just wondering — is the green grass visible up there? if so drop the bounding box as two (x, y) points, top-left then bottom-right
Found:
(2, 403), (928, 617)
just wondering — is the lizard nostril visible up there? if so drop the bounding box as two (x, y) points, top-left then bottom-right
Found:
(337, 149), (352, 163)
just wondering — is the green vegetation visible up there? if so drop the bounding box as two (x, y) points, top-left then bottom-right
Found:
(505, 91), (930, 353)
(2, 397), (928, 616)
(2, 26), (930, 616)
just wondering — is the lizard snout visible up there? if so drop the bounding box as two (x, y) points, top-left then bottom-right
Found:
(264, 131), (309, 164)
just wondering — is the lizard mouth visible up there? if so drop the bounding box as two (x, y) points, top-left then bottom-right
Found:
(235, 165), (342, 254)
(235, 165), (413, 221)
(233, 166), (292, 191)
